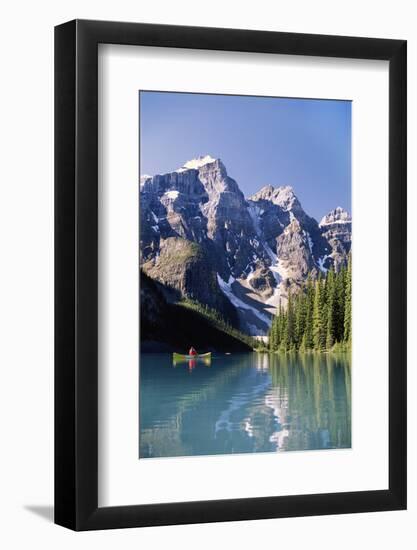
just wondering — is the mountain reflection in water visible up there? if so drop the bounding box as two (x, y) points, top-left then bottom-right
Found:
(139, 352), (351, 459)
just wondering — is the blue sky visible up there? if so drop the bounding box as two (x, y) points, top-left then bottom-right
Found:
(140, 91), (351, 221)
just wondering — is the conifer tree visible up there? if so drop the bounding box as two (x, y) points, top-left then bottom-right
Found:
(344, 253), (352, 343)
(269, 316), (277, 350)
(283, 291), (295, 351)
(301, 276), (314, 350)
(334, 264), (346, 342)
(313, 277), (326, 350)
(295, 292), (306, 348)
(326, 266), (336, 349)
(267, 256), (351, 353)
(279, 310), (288, 352)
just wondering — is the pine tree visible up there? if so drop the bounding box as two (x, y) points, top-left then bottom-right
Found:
(294, 292), (305, 349)
(344, 253), (352, 343)
(267, 256), (351, 353)
(283, 291), (295, 351)
(326, 267), (336, 349)
(335, 263), (346, 342)
(300, 277), (314, 350)
(313, 277), (326, 350)
(269, 301), (284, 351)
(279, 310), (288, 352)
(269, 317), (277, 350)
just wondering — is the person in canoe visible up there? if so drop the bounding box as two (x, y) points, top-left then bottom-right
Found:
(172, 350), (211, 364)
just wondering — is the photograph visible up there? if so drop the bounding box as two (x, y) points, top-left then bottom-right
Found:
(0, 1), (409, 542)
(139, 91), (352, 459)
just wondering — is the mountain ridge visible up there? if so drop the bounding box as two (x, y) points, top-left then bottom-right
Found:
(140, 157), (351, 335)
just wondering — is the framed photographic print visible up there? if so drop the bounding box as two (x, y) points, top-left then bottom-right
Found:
(55, 20), (407, 530)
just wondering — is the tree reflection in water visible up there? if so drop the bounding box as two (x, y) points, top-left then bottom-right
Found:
(139, 352), (351, 458)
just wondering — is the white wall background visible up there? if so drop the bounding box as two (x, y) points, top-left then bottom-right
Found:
(0, 0), (415, 548)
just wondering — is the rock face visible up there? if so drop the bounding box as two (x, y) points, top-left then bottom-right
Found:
(140, 270), (250, 353)
(140, 157), (266, 280)
(319, 207), (352, 271)
(140, 156), (351, 335)
(141, 236), (235, 320)
(247, 185), (329, 284)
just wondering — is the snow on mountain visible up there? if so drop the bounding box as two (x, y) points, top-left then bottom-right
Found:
(217, 274), (271, 327)
(319, 207), (351, 271)
(319, 206), (351, 227)
(250, 184), (300, 212)
(163, 190), (180, 200)
(139, 158), (351, 335)
(140, 174), (152, 190)
(176, 154), (218, 172)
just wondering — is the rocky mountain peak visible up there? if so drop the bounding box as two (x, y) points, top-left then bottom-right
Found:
(319, 206), (351, 273)
(269, 186), (299, 210)
(319, 206), (351, 227)
(139, 155), (351, 336)
(249, 184), (300, 212)
(176, 154), (219, 173)
(286, 217), (302, 232)
(249, 184), (275, 200)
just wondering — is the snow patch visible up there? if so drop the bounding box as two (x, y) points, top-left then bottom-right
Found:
(319, 207), (351, 227)
(319, 219), (352, 227)
(139, 174), (152, 191)
(176, 155), (217, 172)
(140, 175), (151, 190)
(262, 241), (285, 307)
(247, 203), (262, 237)
(262, 242), (284, 285)
(246, 208), (285, 307)
(263, 242), (277, 264)
(163, 190), (179, 200)
(265, 288), (281, 307)
(217, 274), (270, 325)
(317, 255), (329, 273)
(275, 259), (291, 281)
(305, 231), (313, 254)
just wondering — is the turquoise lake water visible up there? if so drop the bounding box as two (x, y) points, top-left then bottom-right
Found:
(139, 352), (351, 459)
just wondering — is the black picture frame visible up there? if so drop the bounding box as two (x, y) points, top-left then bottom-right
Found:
(55, 19), (407, 531)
